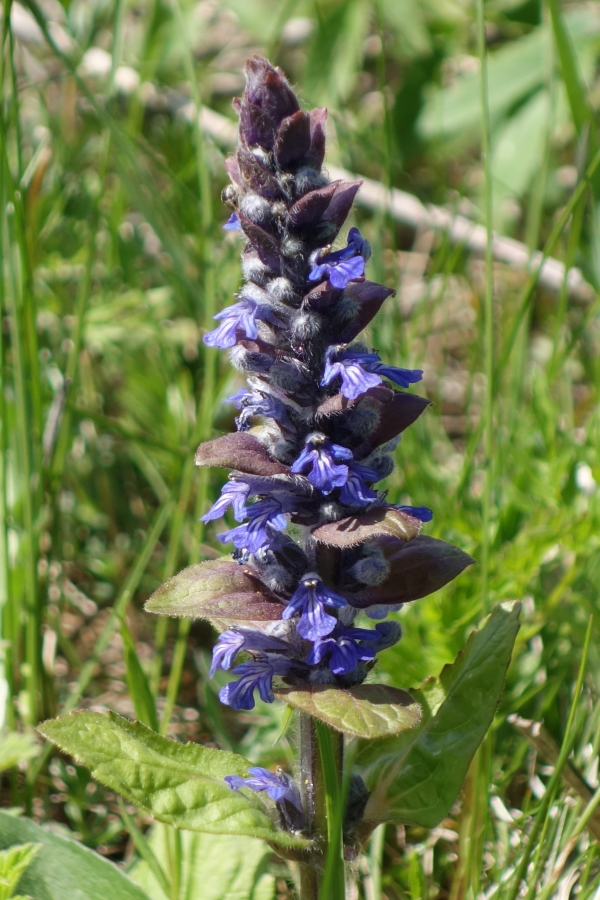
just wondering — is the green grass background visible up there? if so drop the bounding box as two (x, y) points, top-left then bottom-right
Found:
(2, 0), (600, 897)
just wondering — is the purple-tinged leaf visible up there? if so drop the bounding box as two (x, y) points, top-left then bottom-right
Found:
(288, 182), (339, 227)
(356, 390), (431, 454)
(306, 107), (327, 168)
(238, 217), (281, 271)
(145, 560), (284, 627)
(339, 281), (396, 342)
(312, 506), (421, 547)
(274, 684), (421, 739)
(304, 280), (343, 312)
(237, 147), (282, 198)
(323, 181), (362, 228)
(274, 111), (312, 168)
(224, 156), (243, 185)
(346, 536), (475, 608)
(194, 433), (289, 476)
(244, 57), (300, 130)
(236, 98), (278, 150)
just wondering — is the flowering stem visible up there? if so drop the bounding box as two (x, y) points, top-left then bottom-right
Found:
(296, 714), (345, 899)
(315, 720), (345, 900)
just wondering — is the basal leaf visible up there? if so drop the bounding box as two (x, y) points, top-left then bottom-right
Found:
(312, 506), (421, 548)
(38, 712), (308, 851)
(145, 560), (283, 627)
(274, 685), (421, 739)
(361, 601), (520, 830)
(0, 810), (150, 900)
(130, 824), (275, 900)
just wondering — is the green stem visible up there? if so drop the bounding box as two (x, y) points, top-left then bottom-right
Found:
(315, 720), (345, 900)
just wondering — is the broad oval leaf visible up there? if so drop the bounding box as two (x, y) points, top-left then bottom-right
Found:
(145, 561), (283, 627)
(274, 685), (421, 739)
(194, 433), (289, 477)
(38, 712), (309, 851)
(346, 536), (475, 608)
(0, 808), (151, 900)
(361, 600), (520, 830)
(312, 506), (421, 548)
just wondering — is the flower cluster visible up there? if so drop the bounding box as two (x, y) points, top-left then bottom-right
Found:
(198, 58), (435, 720)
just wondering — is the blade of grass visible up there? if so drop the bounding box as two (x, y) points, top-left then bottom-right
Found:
(155, 0), (220, 732)
(121, 618), (159, 732)
(476, 0), (495, 618)
(504, 616), (593, 900)
(457, 146), (600, 498)
(118, 799), (171, 898)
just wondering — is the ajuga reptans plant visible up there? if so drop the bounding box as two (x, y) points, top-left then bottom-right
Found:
(40, 57), (521, 900)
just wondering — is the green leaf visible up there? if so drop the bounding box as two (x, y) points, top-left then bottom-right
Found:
(130, 824), (275, 900)
(274, 685), (421, 739)
(361, 601), (520, 829)
(418, 8), (600, 143)
(144, 561), (283, 628)
(0, 842), (40, 900)
(0, 811), (150, 900)
(491, 91), (551, 230)
(121, 621), (159, 732)
(0, 733), (38, 773)
(38, 712), (308, 851)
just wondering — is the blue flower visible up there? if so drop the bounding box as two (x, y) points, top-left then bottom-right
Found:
(395, 505), (433, 522)
(217, 498), (287, 554)
(224, 766), (302, 810)
(322, 346), (422, 399)
(203, 299), (261, 350)
(365, 603), (403, 620)
(219, 655), (297, 710)
(321, 347), (381, 400)
(227, 387), (291, 431)
(203, 299), (281, 350)
(291, 437), (353, 494)
(210, 630), (247, 677)
(223, 212), (242, 231)
(364, 620), (402, 650)
(210, 628), (292, 678)
(201, 478), (252, 524)
(282, 574), (348, 640)
(308, 227), (371, 289)
(306, 624), (377, 674)
(368, 361), (423, 389)
(339, 463), (379, 507)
